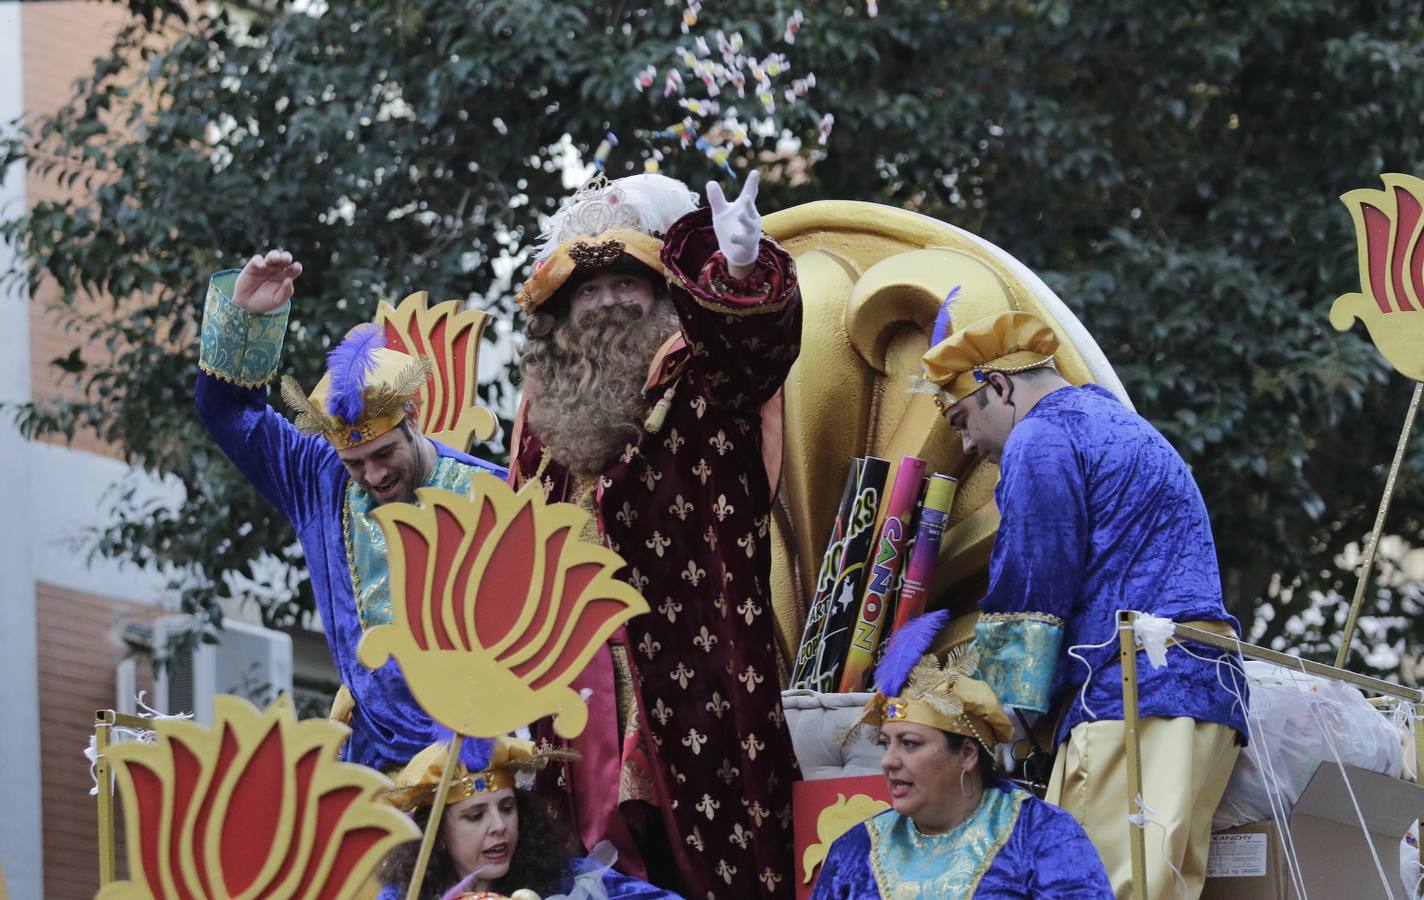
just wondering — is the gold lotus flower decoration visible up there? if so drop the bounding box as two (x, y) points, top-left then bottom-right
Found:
(96, 694), (417, 900)
(357, 480), (650, 739)
(376, 291), (498, 452)
(1331, 173), (1424, 381)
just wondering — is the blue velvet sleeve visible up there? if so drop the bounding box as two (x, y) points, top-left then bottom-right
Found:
(195, 373), (334, 527)
(974, 417), (1081, 713)
(809, 823), (878, 900)
(998, 797), (1113, 898)
(194, 271), (334, 527)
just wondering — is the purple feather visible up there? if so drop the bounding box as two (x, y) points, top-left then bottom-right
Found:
(930, 285), (960, 346)
(325, 323), (385, 422)
(874, 610), (949, 696)
(428, 723), (494, 772)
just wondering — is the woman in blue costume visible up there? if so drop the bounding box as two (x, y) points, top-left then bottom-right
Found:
(812, 613), (1112, 899)
(378, 736), (681, 900)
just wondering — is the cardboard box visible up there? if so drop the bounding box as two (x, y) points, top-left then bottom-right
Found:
(792, 774), (891, 900)
(1202, 763), (1424, 900)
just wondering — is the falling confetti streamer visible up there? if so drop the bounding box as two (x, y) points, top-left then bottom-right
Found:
(594, 131), (619, 171)
(613, 4), (840, 178)
(681, 0), (701, 33)
(784, 10), (804, 44)
(664, 69), (685, 97)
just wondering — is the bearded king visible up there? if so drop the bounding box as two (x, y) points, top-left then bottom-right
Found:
(510, 171), (801, 899)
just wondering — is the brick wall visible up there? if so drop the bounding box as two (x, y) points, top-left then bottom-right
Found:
(21, 1), (136, 458)
(36, 582), (159, 899)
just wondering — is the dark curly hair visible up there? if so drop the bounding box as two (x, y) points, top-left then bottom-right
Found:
(942, 731), (1001, 788)
(378, 789), (578, 898)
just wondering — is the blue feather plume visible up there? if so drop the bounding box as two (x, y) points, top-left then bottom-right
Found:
(325, 323), (385, 422)
(874, 609), (949, 696)
(930, 285), (960, 346)
(458, 735), (494, 772)
(430, 722), (495, 772)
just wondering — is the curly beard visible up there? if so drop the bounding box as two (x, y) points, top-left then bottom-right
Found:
(522, 300), (681, 478)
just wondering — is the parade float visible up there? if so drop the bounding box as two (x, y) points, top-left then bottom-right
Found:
(87, 173), (1424, 900)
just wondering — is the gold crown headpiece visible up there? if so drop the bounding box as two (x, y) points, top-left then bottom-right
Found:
(383, 736), (579, 812)
(279, 325), (433, 450)
(517, 173), (698, 316)
(859, 646), (1015, 751)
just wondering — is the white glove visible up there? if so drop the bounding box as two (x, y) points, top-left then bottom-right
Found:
(706, 170), (762, 277)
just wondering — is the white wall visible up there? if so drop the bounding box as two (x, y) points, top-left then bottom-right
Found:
(0, 5), (43, 896)
(27, 442), (183, 599)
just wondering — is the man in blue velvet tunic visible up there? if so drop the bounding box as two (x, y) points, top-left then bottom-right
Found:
(920, 310), (1248, 900)
(195, 250), (507, 771)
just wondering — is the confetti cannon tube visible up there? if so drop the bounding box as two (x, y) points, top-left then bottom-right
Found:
(888, 474), (959, 634)
(837, 455), (927, 692)
(808, 455), (890, 692)
(790, 458), (862, 687)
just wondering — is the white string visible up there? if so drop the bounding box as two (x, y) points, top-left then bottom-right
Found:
(1169, 638), (1321, 898)
(1126, 793), (1190, 900)
(1065, 611), (1206, 722)
(1291, 653), (1399, 900)
(85, 726), (154, 796)
(86, 692), (192, 797)
(1065, 630), (1121, 721)
(1147, 630), (1317, 898)
(135, 689), (194, 721)
(1171, 636), (1400, 899)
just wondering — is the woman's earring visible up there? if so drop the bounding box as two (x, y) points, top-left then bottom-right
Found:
(960, 768), (971, 799)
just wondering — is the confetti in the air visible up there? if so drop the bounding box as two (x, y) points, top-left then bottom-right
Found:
(594, 132), (619, 171)
(680, 97), (720, 118)
(597, 3), (849, 178)
(784, 10), (804, 44)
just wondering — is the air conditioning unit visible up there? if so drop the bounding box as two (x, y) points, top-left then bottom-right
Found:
(152, 615), (294, 725)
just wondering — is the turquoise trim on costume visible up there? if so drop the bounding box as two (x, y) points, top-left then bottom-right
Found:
(865, 786), (1025, 897)
(198, 269), (291, 387)
(974, 613), (1064, 714)
(344, 456), (495, 628)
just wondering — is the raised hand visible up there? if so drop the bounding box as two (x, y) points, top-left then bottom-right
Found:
(706, 170), (762, 279)
(233, 249), (303, 314)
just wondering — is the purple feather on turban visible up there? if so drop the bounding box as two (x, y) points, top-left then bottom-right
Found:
(429, 722), (495, 772)
(325, 323), (385, 422)
(930, 285), (960, 347)
(874, 609), (949, 697)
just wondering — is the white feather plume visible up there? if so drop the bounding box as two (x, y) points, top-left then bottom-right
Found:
(535, 173), (700, 262)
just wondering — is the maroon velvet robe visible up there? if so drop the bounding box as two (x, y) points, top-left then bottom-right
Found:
(511, 207), (800, 899)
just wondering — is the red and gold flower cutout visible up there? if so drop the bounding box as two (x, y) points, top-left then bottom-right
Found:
(1331, 173), (1424, 380)
(97, 694), (418, 900)
(357, 480), (650, 739)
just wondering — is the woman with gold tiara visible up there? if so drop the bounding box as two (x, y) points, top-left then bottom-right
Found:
(811, 612), (1113, 899)
(378, 736), (681, 900)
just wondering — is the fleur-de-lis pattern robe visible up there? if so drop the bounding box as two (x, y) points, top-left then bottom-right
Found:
(512, 207), (801, 900)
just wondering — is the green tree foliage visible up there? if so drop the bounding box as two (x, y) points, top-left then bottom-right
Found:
(4, 0), (1423, 670)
